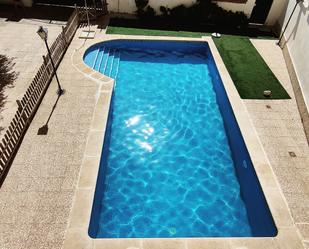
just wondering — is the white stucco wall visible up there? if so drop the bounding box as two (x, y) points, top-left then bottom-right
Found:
(265, 0), (288, 26)
(216, 0), (289, 24)
(215, 0), (255, 17)
(107, 0), (290, 27)
(282, 0), (309, 108)
(107, 0), (197, 14)
(107, 0), (256, 16)
(0, 0), (33, 7)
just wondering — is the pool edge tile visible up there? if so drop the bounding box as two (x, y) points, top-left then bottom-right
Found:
(63, 227), (93, 249)
(276, 227), (304, 249)
(142, 238), (186, 249)
(94, 239), (142, 249)
(187, 238), (230, 249)
(78, 156), (101, 189)
(68, 188), (94, 229)
(84, 131), (105, 157)
(228, 237), (279, 249)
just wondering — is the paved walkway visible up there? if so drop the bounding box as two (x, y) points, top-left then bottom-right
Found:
(0, 23), (101, 249)
(247, 39), (309, 249)
(0, 19), (63, 137)
(0, 23), (308, 249)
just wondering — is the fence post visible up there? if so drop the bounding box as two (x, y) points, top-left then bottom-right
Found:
(16, 100), (22, 112)
(75, 4), (79, 23)
(16, 100), (28, 123)
(43, 55), (51, 75)
(62, 26), (67, 45)
(42, 55), (47, 66)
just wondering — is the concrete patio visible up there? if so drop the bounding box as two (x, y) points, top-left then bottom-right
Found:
(0, 18), (63, 137)
(0, 18), (308, 249)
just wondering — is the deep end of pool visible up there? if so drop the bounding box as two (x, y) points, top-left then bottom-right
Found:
(84, 40), (277, 238)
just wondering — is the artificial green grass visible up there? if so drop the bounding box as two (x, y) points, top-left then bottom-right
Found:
(106, 26), (288, 99)
(106, 26), (208, 38)
(213, 36), (290, 99)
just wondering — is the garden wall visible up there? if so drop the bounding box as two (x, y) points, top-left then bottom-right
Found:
(107, 0), (288, 26)
(107, 0), (254, 16)
(265, 0), (288, 27)
(106, 0), (258, 17)
(0, 0), (33, 7)
(107, 0), (197, 14)
(214, 0), (255, 17)
(282, 0), (309, 109)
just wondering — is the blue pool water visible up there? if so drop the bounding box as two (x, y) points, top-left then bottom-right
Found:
(84, 40), (277, 238)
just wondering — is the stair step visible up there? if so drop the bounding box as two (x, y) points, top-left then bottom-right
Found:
(110, 51), (120, 79)
(99, 48), (109, 73)
(97, 47), (105, 72)
(93, 47), (104, 71)
(92, 47), (100, 69)
(104, 49), (115, 76)
(108, 50), (116, 77)
(102, 48), (110, 75)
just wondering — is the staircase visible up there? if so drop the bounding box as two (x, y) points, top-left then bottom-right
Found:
(92, 47), (121, 80)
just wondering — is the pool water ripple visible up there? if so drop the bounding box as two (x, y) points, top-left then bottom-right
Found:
(86, 46), (253, 238)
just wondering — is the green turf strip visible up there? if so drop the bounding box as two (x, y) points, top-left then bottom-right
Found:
(213, 36), (290, 99)
(106, 26), (208, 38)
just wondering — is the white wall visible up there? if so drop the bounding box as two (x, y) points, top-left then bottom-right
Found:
(0, 0), (33, 7)
(107, 0), (290, 27)
(265, 0), (288, 26)
(107, 0), (255, 16)
(215, 0), (255, 17)
(216, 0), (289, 24)
(107, 0), (197, 14)
(282, 0), (309, 108)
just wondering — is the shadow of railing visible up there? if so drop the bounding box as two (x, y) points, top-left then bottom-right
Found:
(37, 93), (61, 135)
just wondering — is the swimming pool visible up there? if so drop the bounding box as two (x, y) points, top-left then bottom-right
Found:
(84, 40), (277, 238)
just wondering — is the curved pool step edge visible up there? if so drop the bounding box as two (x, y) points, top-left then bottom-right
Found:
(72, 48), (114, 85)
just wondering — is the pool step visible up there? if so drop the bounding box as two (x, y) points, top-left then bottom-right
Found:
(104, 49), (115, 76)
(100, 48), (110, 73)
(96, 47), (105, 72)
(92, 47), (101, 69)
(108, 50), (116, 77)
(110, 51), (121, 80)
(91, 47), (121, 80)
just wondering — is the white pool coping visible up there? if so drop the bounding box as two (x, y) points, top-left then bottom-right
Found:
(63, 35), (303, 249)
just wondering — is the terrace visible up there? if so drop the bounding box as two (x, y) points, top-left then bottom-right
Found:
(0, 1), (308, 249)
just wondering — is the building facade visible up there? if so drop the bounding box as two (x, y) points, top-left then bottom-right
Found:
(106, 0), (288, 26)
(280, 0), (309, 139)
